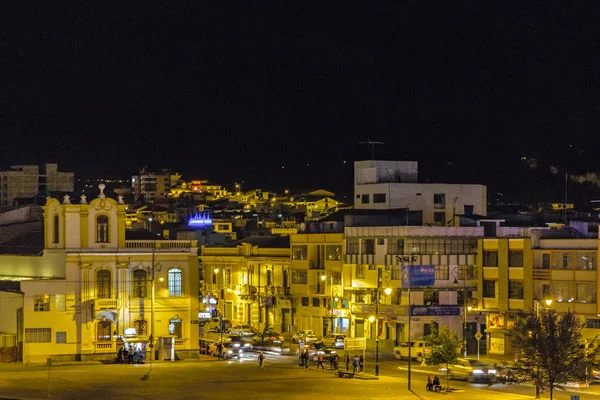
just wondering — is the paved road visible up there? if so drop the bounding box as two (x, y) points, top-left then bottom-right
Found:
(0, 351), (598, 400)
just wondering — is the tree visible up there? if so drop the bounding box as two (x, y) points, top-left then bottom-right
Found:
(424, 326), (462, 389)
(509, 309), (599, 400)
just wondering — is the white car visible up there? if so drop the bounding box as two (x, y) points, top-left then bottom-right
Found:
(229, 324), (256, 337)
(439, 359), (497, 382)
(321, 333), (346, 348)
(292, 330), (318, 343)
(393, 341), (431, 361)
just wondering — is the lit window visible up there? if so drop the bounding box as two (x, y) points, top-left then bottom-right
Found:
(34, 295), (50, 311)
(169, 318), (182, 338)
(96, 215), (109, 243)
(168, 268), (182, 297)
(132, 269), (148, 298)
(96, 321), (112, 342)
(96, 270), (111, 299)
(25, 328), (51, 343)
(134, 320), (148, 336)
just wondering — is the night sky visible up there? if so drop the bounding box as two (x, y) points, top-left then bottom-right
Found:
(2, 3), (600, 204)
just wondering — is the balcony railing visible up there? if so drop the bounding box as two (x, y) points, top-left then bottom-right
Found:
(124, 240), (197, 252)
(95, 298), (120, 310)
(309, 261), (325, 270)
(532, 269), (551, 280)
(309, 285), (325, 295)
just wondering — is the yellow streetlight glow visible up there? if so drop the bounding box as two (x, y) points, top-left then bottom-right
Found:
(320, 274), (327, 281)
(384, 287), (392, 296)
(213, 268), (219, 273)
(545, 299), (553, 306)
(467, 306), (472, 312)
(369, 315), (375, 323)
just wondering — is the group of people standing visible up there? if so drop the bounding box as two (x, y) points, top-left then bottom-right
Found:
(351, 355), (364, 373)
(116, 346), (145, 364)
(298, 349), (341, 370)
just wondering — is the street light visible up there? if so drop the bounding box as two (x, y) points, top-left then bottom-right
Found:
(453, 266), (471, 358)
(374, 267), (391, 377)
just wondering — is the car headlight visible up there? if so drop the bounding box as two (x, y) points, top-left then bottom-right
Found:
(239, 350), (242, 354)
(227, 350), (233, 354)
(233, 343), (240, 348)
(488, 369), (496, 375)
(473, 369), (484, 374)
(244, 343), (250, 348)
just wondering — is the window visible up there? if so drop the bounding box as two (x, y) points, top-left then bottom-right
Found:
(435, 265), (449, 280)
(96, 215), (109, 243)
(292, 245), (308, 260)
(362, 239), (375, 255)
(576, 283), (596, 303)
(576, 253), (596, 270)
(368, 264), (376, 270)
(586, 319), (600, 329)
(355, 293), (366, 303)
(433, 212), (446, 226)
(361, 194), (370, 204)
(325, 245), (341, 260)
(377, 238), (385, 245)
(312, 298), (320, 307)
(346, 238), (359, 255)
(56, 332), (66, 344)
(542, 253), (550, 269)
(391, 264), (401, 280)
(424, 289), (438, 305)
(292, 270), (307, 284)
(168, 268), (183, 297)
(96, 321), (112, 341)
(25, 328), (51, 343)
(551, 252), (572, 270)
(55, 294), (66, 311)
(482, 280), (496, 298)
(96, 269), (111, 299)
(373, 193), (386, 203)
(266, 269), (273, 286)
(509, 281), (524, 299)
(553, 281), (573, 303)
(226, 268), (232, 286)
(132, 269), (148, 298)
(387, 238), (405, 255)
(433, 193), (446, 208)
(355, 265), (366, 279)
(509, 251), (523, 267)
(301, 297), (309, 306)
(134, 320), (148, 336)
(483, 251), (498, 267)
(169, 318), (182, 338)
(34, 294), (50, 311)
(53, 215), (59, 244)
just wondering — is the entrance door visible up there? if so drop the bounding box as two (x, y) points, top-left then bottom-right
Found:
(395, 323), (404, 345)
(355, 319), (365, 337)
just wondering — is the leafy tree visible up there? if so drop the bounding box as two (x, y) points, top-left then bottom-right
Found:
(509, 309), (599, 400)
(424, 326), (462, 389)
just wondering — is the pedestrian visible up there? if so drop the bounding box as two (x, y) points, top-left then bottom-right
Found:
(334, 353), (339, 370)
(352, 355), (359, 373)
(433, 375), (440, 389)
(359, 355), (364, 372)
(117, 347), (123, 364)
(128, 347), (134, 364)
(329, 353), (335, 370)
(134, 348), (140, 364)
(303, 349), (309, 369)
(258, 351), (265, 368)
(345, 353), (350, 371)
(426, 375), (433, 391)
(316, 353), (325, 370)
(217, 342), (223, 360)
(123, 347), (129, 364)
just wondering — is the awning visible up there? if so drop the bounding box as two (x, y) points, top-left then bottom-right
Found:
(95, 311), (117, 323)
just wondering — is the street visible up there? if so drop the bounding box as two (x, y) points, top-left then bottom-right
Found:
(0, 350), (598, 400)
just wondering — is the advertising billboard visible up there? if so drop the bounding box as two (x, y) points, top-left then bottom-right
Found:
(401, 265), (435, 287)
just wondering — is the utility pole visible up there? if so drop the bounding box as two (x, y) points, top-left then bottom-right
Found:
(375, 268), (381, 376)
(358, 141), (384, 160)
(150, 247), (156, 361)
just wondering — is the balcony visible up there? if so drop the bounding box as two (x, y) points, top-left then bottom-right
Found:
(532, 269), (551, 280)
(94, 342), (115, 352)
(123, 240), (197, 252)
(309, 261), (324, 270)
(309, 285), (325, 295)
(95, 298), (120, 310)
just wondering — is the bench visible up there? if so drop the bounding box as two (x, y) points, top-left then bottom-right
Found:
(338, 371), (355, 379)
(433, 385), (444, 392)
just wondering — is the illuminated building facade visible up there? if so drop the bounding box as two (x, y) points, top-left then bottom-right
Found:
(0, 164), (74, 206)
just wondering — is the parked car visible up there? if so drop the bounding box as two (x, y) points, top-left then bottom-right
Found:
(208, 341), (244, 359)
(255, 328), (284, 345)
(229, 324), (257, 337)
(292, 330), (319, 343)
(322, 333), (346, 349)
(439, 358), (497, 382)
(393, 341), (431, 361)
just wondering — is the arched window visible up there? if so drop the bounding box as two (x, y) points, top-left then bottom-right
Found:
(96, 215), (109, 243)
(168, 268), (182, 297)
(97, 320), (112, 341)
(169, 318), (182, 338)
(96, 269), (111, 299)
(134, 320), (148, 336)
(132, 269), (148, 298)
(53, 215), (59, 244)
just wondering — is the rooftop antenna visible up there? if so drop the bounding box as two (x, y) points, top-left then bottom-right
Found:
(358, 140), (384, 160)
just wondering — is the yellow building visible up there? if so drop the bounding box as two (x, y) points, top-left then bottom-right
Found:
(15, 186), (199, 363)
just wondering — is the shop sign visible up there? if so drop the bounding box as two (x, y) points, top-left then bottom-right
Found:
(401, 265), (435, 287)
(198, 312), (212, 319)
(124, 328), (136, 336)
(410, 306), (460, 316)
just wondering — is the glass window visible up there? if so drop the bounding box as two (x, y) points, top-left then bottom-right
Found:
(96, 215), (109, 243)
(482, 280), (496, 298)
(312, 298), (320, 307)
(433, 193), (446, 208)
(391, 264), (401, 280)
(96, 321), (112, 341)
(387, 238), (405, 255)
(362, 239), (375, 255)
(361, 194), (370, 204)
(509, 251), (523, 267)
(551, 252), (572, 270)
(576, 283), (596, 303)
(346, 238), (359, 255)
(355, 265), (366, 279)
(509, 281), (524, 299)
(168, 268), (183, 297)
(132, 269), (147, 298)
(55, 294), (66, 311)
(53, 215), (59, 244)
(576, 253), (596, 270)
(355, 293), (366, 303)
(292, 270), (307, 284)
(169, 318), (182, 338)
(433, 212), (446, 226)
(96, 270), (111, 299)
(435, 265), (449, 280)
(292, 245), (308, 260)
(373, 193), (386, 203)
(326, 245), (342, 260)
(553, 281), (573, 303)
(56, 332), (66, 344)
(483, 251), (498, 267)
(25, 328), (51, 343)
(34, 295), (50, 311)
(301, 297), (309, 306)
(226, 268), (232, 286)
(586, 319), (600, 329)
(134, 320), (148, 336)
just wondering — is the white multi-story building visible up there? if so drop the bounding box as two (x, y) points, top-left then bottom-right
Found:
(354, 160), (487, 226)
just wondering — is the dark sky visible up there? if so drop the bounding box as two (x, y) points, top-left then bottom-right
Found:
(2, 3), (600, 204)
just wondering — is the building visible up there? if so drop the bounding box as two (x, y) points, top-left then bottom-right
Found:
(0, 185), (199, 363)
(132, 171), (173, 203)
(0, 164), (74, 206)
(353, 160), (486, 226)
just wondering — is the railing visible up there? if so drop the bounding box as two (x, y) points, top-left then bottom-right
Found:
(95, 298), (119, 310)
(532, 269), (551, 280)
(175, 338), (187, 348)
(125, 240), (196, 251)
(309, 285), (325, 295)
(309, 261), (324, 270)
(94, 342), (115, 352)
